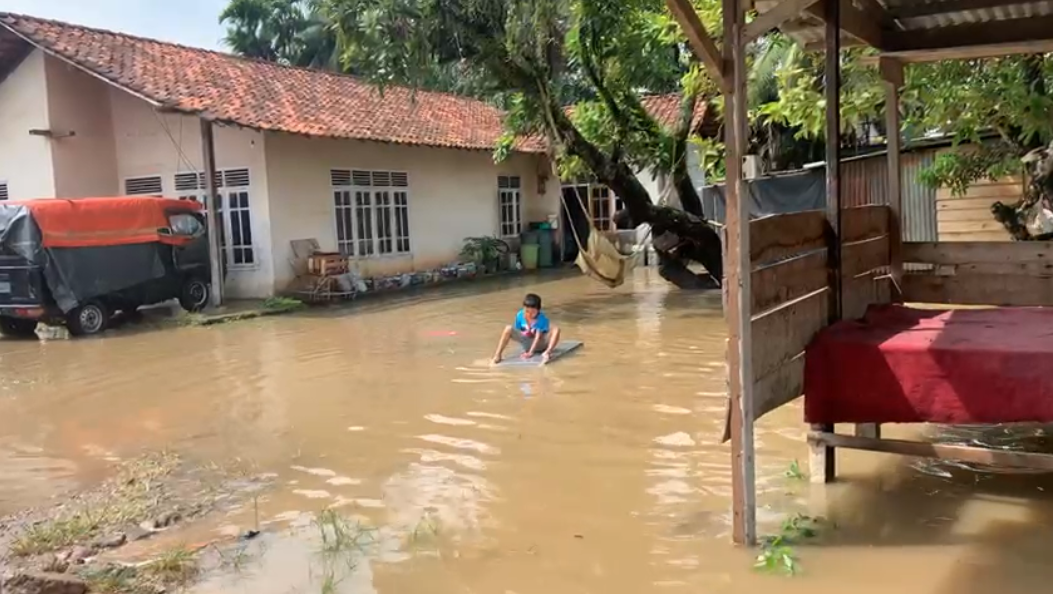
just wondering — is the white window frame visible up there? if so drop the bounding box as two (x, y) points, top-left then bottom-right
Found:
(331, 169), (411, 258)
(498, 175), (522, 237)
(590, 184), (617, 231)
(123, 174), (164, 197)
(0, 181), (8, 202)
(173, 168), (257, 270)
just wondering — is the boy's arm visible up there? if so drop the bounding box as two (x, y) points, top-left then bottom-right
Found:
(528, 332), (542, 354)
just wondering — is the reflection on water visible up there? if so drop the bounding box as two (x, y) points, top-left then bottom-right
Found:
(3, 269), (1053, 593)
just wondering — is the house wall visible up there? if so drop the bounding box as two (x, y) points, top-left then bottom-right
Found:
(264, 133), (556, 291)
(108, 89), (275, 298)
(44, 56), (119, 198)
(0, 50), (55, 199)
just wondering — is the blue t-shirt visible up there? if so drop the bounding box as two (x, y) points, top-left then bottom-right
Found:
(514, 309), (550, 334)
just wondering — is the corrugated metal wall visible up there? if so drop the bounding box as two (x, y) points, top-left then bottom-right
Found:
(901, 151), (938, 242)
(840, 150), (937, 242)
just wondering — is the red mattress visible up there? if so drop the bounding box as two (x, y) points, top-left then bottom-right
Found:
(804, 305), (1053, 425)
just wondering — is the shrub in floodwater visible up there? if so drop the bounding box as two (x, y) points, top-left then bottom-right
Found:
(754, 514), (824, 576)
(313, 508), (377, 556)
(262, 296), (306, 312)
(785, 459), (806, 480)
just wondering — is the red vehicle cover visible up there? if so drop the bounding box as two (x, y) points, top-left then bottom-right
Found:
(13, 197), (203, 248)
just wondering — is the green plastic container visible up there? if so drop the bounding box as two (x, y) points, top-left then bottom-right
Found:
(521, 231), (539, 245)
(521, 243), (540, 270)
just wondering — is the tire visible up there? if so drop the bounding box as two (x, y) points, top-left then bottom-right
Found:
(0, 316), (38, 338)
(66, 302), (109, 337)
(179, 278), (210, 313)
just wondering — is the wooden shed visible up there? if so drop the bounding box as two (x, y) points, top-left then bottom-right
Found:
(667, 0), (1053, 546)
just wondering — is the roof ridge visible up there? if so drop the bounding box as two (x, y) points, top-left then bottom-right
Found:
(0, 11), (499, 108)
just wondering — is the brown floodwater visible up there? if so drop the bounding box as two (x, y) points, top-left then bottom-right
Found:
(2, 269), (1053, 593)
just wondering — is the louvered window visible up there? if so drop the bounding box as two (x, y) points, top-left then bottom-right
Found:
(0, 182), (8, 201)
(331, 169), (411, 256)
(173, 168), (256, 268)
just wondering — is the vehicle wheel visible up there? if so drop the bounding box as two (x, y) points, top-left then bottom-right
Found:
(179, 278), (210, 312)
(66, 302), (109, 337)
(0, 316), (38, 338)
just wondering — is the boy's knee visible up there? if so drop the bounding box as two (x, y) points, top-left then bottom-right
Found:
(502, 324), (513, 333)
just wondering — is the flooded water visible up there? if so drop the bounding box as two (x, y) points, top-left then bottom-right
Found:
(2, 269), (1053, 593)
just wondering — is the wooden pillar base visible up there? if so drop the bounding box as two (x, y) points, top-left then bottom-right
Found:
(809, 423), (836, 483)
(854, 423), (881, 439)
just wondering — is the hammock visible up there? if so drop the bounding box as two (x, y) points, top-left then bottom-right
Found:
(562, 187), (651, 289)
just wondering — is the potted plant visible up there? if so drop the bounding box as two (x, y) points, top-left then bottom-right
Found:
(460, 236), (509, 274)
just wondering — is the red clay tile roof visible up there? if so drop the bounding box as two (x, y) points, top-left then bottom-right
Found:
(0, 13), (707, 153)
(639, 94), (708, 133)
(0, 12), (545, 152)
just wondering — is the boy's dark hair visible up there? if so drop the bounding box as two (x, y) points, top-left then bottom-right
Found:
(523, 293), (542, 309)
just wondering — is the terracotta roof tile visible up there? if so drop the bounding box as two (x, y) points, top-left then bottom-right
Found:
(0, 12), (545, 152)
(0, 13), (706, 154)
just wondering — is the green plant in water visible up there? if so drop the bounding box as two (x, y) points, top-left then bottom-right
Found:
(262, 296), (306, 312)
(459, 236), (508, 268)
(314, 508), (377, 556)
(754, 514), (824, 576)
(784, 459), (806, 480)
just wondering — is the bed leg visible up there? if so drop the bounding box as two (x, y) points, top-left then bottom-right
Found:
(854, 423), (880, 439)
(809, 423), (836, 483)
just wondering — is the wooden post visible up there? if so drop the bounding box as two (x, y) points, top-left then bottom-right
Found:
(200, 119), (224, 308)
(811, 0), (841, 485)
(881, 57), (904, 300)
(723, 0), (756, 546)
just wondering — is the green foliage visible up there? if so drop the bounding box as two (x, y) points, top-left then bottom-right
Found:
(755, 514), (825, 575)
(315, 0), (721, 179)
(220, 0), (339, 69)
(758, 47), (1053, 191)
(460, 236), (508, 265)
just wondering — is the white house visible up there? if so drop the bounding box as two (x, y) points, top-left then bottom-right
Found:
(0, 12), (562, 298)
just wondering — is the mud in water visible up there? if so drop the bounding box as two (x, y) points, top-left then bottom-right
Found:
(3, 269), (1053, 593)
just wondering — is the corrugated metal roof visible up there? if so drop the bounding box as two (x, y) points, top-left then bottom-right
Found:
(887, 0), (1053, 31)
(754, 0), (1053, 53)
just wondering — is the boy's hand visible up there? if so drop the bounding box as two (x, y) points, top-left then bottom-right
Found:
(520, 350), (534, 360)
(541, 352), (551, 364)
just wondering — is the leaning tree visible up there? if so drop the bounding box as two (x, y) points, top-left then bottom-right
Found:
(316, 0), (725, 288)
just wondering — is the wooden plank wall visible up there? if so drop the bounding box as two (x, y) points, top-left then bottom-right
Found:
(936, 177), (1021, 242)
(841, 205), (893, 320)
(902, 241), (1053, 306)
(720, 206), (895, 441)
(747, 210), (830, 426)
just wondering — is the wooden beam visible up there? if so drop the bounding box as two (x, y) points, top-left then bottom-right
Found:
(891, 0), (1011, 20)
(872, 39), (1053, 64)
(810, 431), (1053, 472)
(667, 0), (729, 93)
(811, 0), (841, 487)
(885, 16), (1053, 53)
(805, 0), (885, 49)
(903, 241), (1053, 266)
(722, 0), (756, 548)
(883, 57), (903, 302)
(744, 0), (823, 42)
(200, 118), (224, 308)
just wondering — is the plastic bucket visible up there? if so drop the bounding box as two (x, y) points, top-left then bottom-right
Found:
(520, 243), (540, 270)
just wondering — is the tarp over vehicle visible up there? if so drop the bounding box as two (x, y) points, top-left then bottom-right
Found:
(0, 198), (205, 313)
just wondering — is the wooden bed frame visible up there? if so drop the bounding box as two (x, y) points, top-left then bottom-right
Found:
(666, 0), (1053, 545)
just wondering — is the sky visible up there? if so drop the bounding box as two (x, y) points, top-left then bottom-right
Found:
(0, 0), (230, 50)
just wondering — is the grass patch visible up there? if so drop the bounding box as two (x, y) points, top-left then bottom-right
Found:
(12, 452), (181, 556)
(262, 296), (306, 313)
(754, 514), (825, 576)
(314, 508), (377, 555)
(144, 545), (200, 587)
